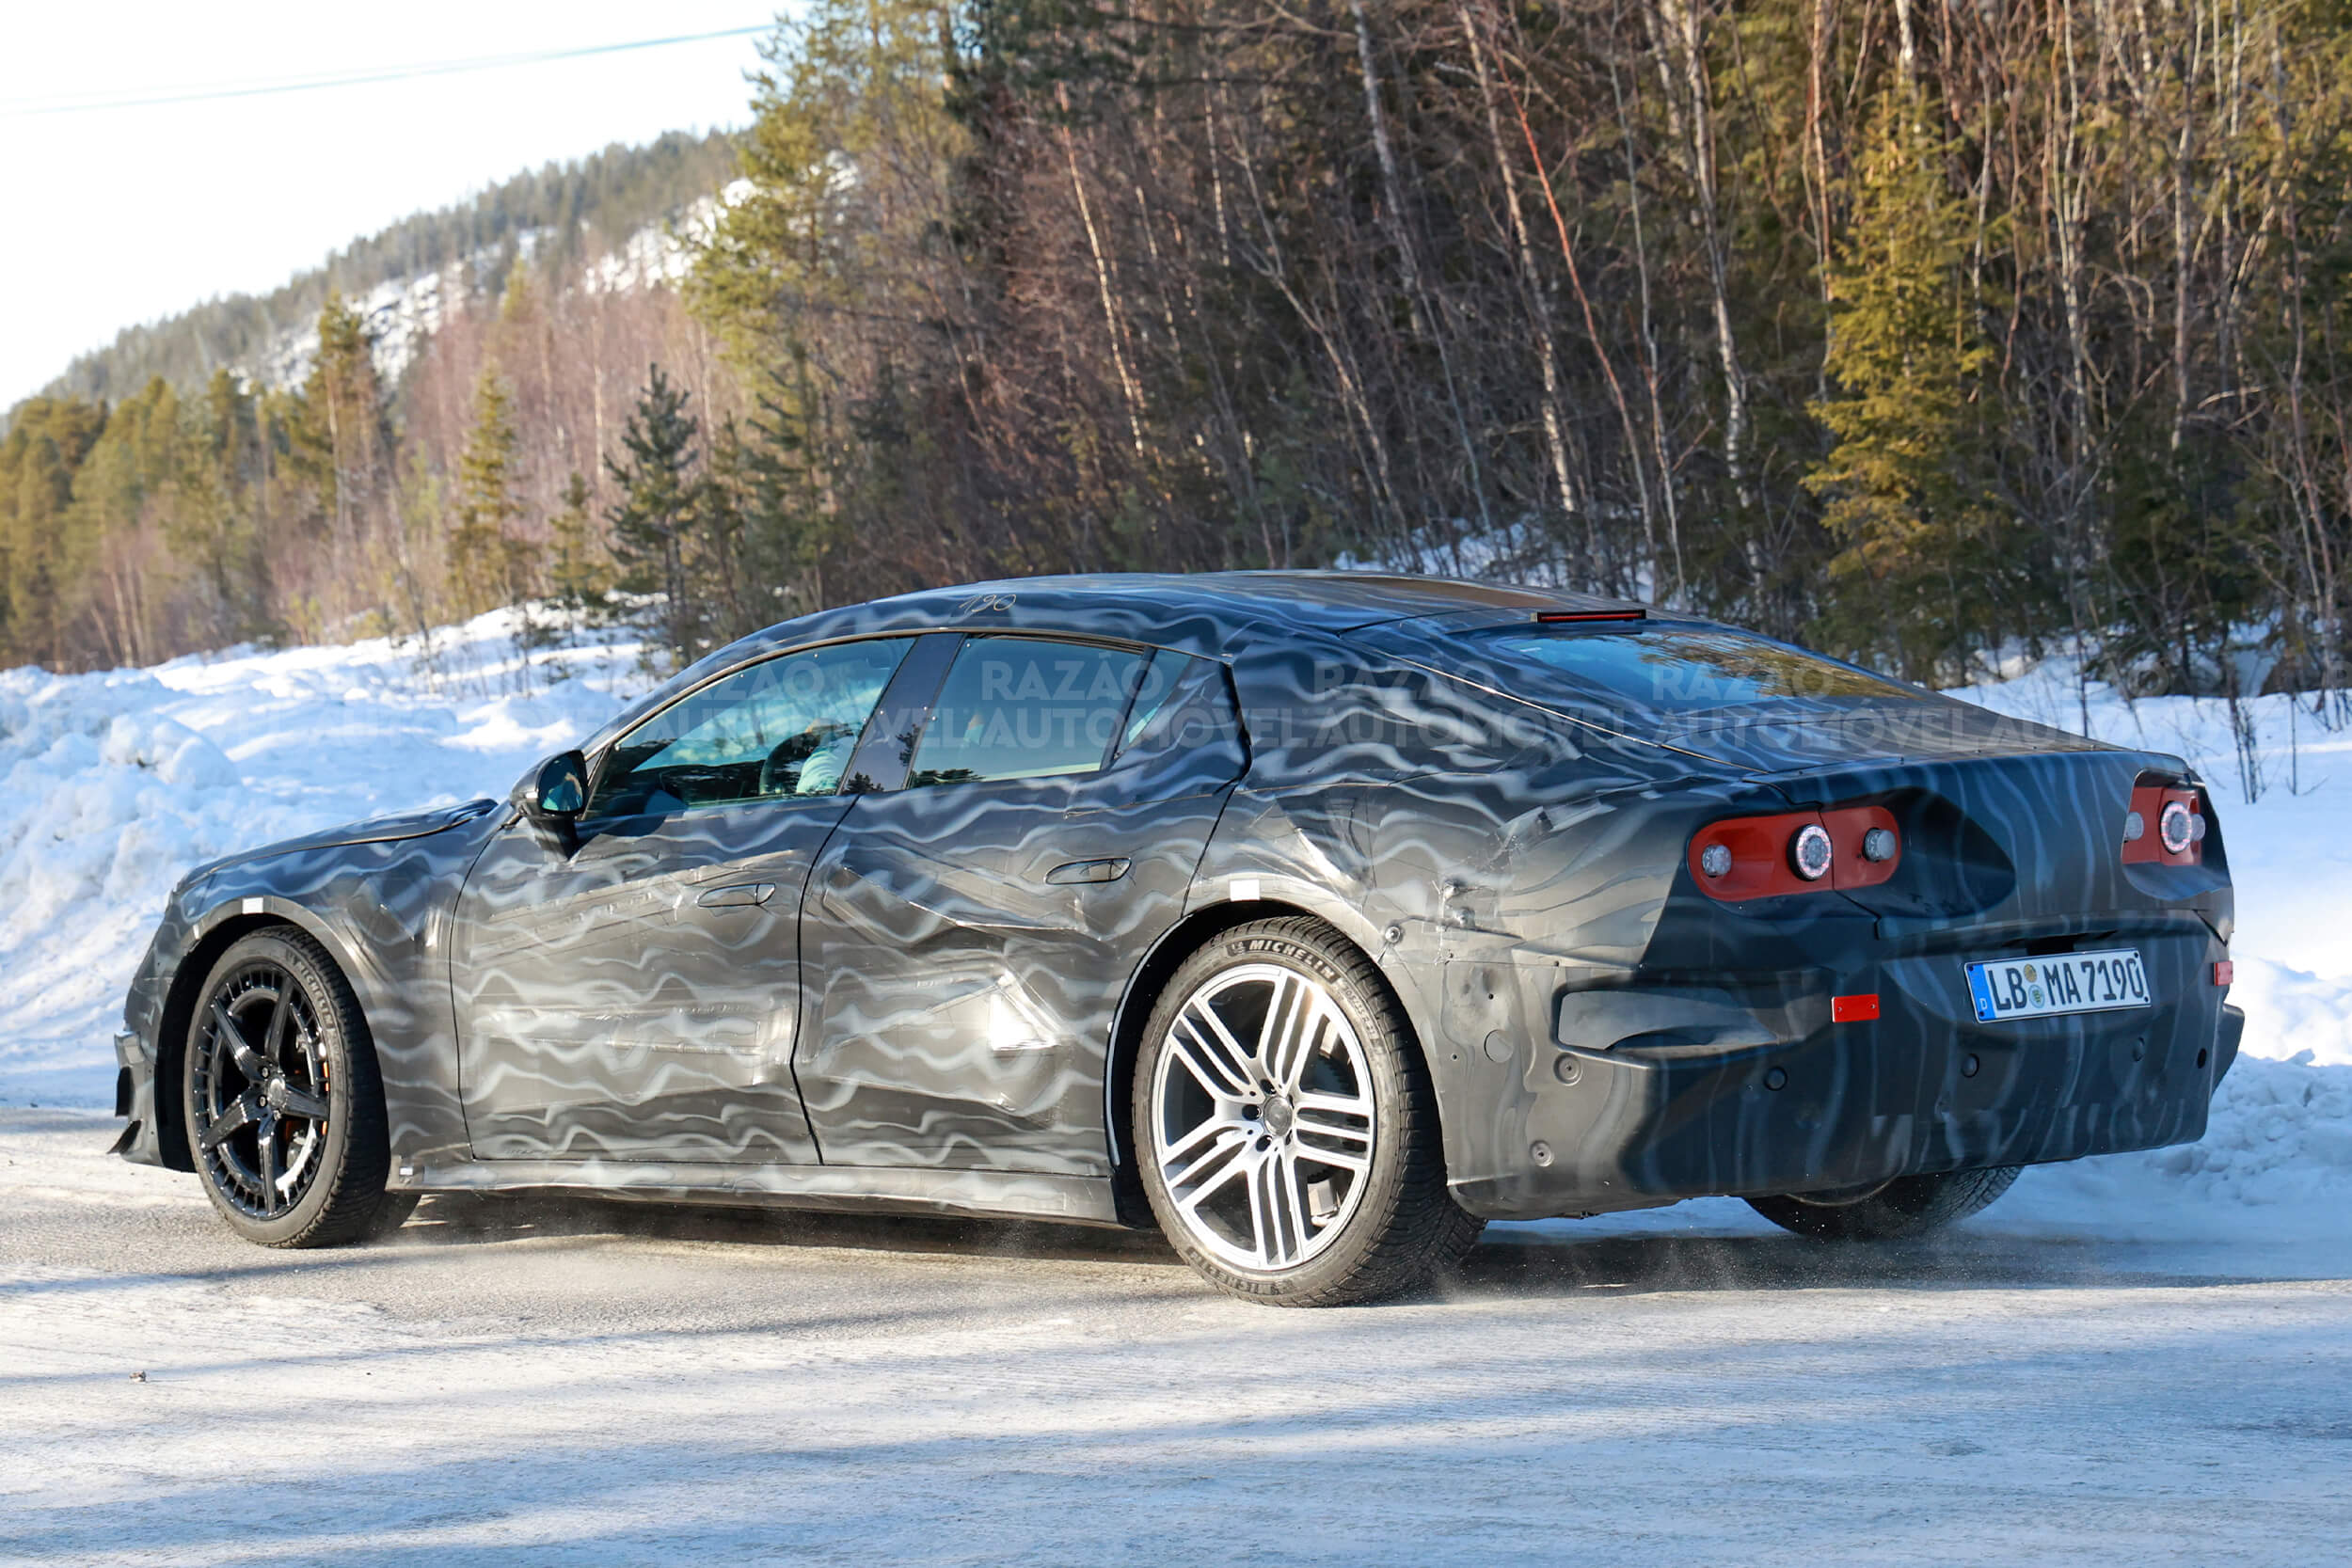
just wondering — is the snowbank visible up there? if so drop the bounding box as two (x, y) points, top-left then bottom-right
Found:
(0, 611), (648, 1104)
(1984, 1051), (2352, 1245)
(0, 615), (2344, 1243)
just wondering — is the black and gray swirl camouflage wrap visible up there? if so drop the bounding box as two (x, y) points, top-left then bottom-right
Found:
(114, 572), (2243, 1226)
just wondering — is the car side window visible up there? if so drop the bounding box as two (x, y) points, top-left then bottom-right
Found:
(587, 638), (913, 819)
(1110, 650), (1247, 790)
(1115, 649), (1184, 756)
(905, 636), (1149, 787)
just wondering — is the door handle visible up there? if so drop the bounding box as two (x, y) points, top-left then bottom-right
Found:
(696, 882), (777, 909)
(1043, 858), (1131, 886)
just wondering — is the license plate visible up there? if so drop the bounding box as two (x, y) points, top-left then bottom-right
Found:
(1964, 949), (2151, 1022)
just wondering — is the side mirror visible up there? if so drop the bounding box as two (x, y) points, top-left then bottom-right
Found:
(530, 751), (589, 819)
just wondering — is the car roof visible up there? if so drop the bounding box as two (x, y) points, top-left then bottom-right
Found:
(582, 572), (1653, 757)
(738, 571), (1646, 657)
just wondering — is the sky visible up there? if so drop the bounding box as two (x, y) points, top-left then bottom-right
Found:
(0, 3), (779, 408)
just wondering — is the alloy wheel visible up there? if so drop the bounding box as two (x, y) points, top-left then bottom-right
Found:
(1148, 962), (1377, 1272)
(190, 961), (333, 1220)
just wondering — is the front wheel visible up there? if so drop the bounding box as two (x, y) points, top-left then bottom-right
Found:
(1134, 917), (1483, 1307)
(1746, 1165), (2023, 1242)
(183, 927), (406, 1247)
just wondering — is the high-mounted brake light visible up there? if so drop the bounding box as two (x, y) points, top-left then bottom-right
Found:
(1532, 609), (1646, 623)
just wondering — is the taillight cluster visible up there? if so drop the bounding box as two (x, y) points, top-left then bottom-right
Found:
(2122, 784), (2204, 865)
(1689, 806), (1901, 901)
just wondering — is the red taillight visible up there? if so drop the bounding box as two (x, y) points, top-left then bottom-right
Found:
(1832, 993), (1881, 1022)
(1690, 806), (1901, 901)
(2122, 784), (2203, 866)
(2213, 960), (2234, 986)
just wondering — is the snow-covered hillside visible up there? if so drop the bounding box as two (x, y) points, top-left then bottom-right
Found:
(0, 613), (2345, 1244)
(259, 181), (751, 391)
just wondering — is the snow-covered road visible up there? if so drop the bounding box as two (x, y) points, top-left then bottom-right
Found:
(3, 1106), (2346, 1566)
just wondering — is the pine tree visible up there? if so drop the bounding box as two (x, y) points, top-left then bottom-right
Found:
(605, 364), (707, 667)
(547, 470), (610, 610)
(733, 384), (846, 622)
(5, 432), (76, 666)
(448, 362), (529, 619)
(171, 370), (274, 645)
(60, 377), (184, 665)
(0, 397), (108, 667)
(700, 417), (758, 641)
(291, 293), (391, 546)
(1802, 90), (2014, 684)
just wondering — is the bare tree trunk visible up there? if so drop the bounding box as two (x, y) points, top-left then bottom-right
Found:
(1349, 0), (1496, 546)
(1057, 88), (1149, 459)
(1609, 9), (1689, 603)
(1497, 40), (1661, 592)
(2267, 26), (2346, 715)
(1205, 78), (1232, 268)
(1648, 0), (1750, 519)
(1461, 1), (1585, 572)
(1228, 96), (1410, 550)
(1805, 0), (1836, 387)
(2052, 0), (2101, 733)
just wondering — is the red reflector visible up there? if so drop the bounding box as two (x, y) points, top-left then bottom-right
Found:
(2214, 960), (2234, 986)
(1832, 993), (1881, 1022)
(1533, 609), (1646, 623)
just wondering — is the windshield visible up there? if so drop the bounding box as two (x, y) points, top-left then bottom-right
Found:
(1463, 624), (1926, 720)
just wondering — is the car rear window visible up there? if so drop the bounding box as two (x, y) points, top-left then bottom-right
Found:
(906, 636), (1150, 785)
(1464, 625), (1925, 718)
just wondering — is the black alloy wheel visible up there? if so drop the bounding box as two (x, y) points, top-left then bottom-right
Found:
(184, 927), (406, 1246)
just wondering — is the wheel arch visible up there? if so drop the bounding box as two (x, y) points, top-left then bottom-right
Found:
(151, 904), (375, 1173)
(1101, 898), (1427, 1227)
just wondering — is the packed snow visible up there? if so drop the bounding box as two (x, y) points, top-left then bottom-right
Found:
(4, 1109), (2345, 1567)
(0, 609), (2348, 1243)
(0, 612), (653, 1106)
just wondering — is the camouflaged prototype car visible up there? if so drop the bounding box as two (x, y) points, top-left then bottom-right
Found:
(112, 573), (2243, 1305)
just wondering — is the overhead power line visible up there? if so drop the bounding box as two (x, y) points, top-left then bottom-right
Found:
(0, 24), (772, 119)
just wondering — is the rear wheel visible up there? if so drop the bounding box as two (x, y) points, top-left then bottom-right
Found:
(183, 927), (407, 1247)
(1135, 917), (1483, 1306)
(1746, 1165), (2023, 1242)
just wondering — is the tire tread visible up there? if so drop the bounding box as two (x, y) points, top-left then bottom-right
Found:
(1746, 1164), (2023, 1242)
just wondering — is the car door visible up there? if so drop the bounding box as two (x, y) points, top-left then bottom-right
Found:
(797, 636), (1247, 1174)
(451, 637), (913, 1163)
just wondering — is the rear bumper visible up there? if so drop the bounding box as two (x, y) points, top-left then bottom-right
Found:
(1451, 929), (2240, 1221)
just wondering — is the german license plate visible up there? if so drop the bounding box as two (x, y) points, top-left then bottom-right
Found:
(1965, 950), (2151, 1022)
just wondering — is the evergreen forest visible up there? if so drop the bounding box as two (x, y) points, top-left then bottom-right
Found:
(6, 0), (2351, 739)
